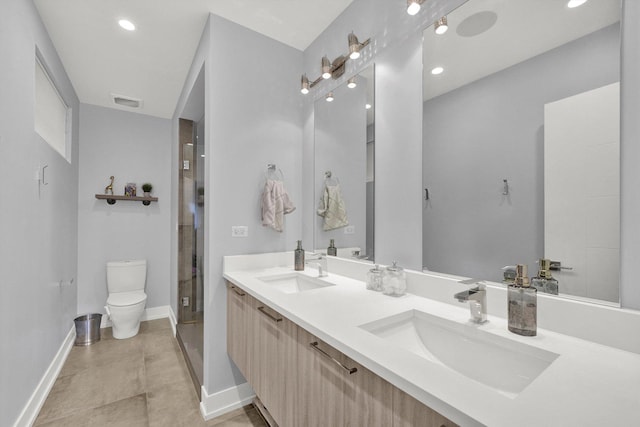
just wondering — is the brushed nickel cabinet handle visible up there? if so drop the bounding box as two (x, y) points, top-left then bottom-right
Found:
(230, 286), (245, 296)
(310, 341), (357, 375)
(257, 306), (283, 322)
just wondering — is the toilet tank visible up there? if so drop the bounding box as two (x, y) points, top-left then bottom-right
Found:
(107, 260), (147, 293)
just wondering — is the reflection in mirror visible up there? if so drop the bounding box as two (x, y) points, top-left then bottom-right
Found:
(314, 65), (375, 261)
(422, 0), (620, 303)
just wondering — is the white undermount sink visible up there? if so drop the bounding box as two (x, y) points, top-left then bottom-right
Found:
(257, 272), (335, 294)
(360, 310), (559, 398)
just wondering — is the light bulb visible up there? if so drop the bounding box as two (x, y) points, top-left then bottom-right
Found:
(347, 77), (357, 89)
(407, 1), (421, 16)
(567, 0), (588, 8)
(326, 92), (334, 102)
(118, 19), (135, 31)
(435, 17), (448, 35)
(365, 103), (372, 110)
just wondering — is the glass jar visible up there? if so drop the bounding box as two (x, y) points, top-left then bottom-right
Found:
(366, 264), (384, 291)
(382, 261), (407, 296)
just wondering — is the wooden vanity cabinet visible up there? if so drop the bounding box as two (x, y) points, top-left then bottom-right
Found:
(392, 387), (458, 427)
(226, 281), (457, 427)
(250, 298), (297, 427)
(226, 283), (251, 380)
(296, 327), (393, 427)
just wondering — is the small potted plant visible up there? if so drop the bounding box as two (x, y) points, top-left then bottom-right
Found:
(142, 183), (153, 197)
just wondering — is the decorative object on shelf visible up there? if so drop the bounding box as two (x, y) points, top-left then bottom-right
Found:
(142, 182), (153, 197)
(95, 194), (158, 206)
(125, 183), (136, 197)
(300, 32), (370, 95)
(104, 176), (115, 195)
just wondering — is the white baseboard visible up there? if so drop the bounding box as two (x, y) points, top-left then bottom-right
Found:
(199, 382), (255, 421)
(168, 306), (177, 336)
(12, 327), (75, 427)
(100, 305), (173, 328)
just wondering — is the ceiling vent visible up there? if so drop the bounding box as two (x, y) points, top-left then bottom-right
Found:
(111, 93), (143, 109)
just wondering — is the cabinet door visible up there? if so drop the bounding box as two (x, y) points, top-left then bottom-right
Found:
(392, 387), (458, 427)
(251, 299), (297, 427)
(226, 282), (251, 380)
(297, 328), (392, 427)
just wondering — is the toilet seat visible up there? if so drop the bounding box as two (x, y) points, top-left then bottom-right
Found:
(107, 291), (147, 307)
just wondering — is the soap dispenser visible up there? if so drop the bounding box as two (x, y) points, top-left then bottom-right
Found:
(382, 261), (407, 296)
(508, 264), (537, 336)
(327, 239), (337, 256)
(531, 259), (558, 295)
(294, 240), (305, 271)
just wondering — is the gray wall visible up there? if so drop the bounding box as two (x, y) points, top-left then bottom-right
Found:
(172, 14), (304, 396)
(422, 24), (620, 282)
(77, 104), (172, 315)
(0, 0), (79, 425)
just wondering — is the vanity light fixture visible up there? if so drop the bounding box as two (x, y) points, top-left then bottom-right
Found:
(567, 0), (588, 8)
(431, 66), (444, 75)
(347, 77), (357, 89)
(348, 32), (362, 59)
(407, 0), (425, 16)
(299, 32), (370, 95)
(434, 16), (448, 35)
(118, 19), (136, 31)
(301, 75), (310, 94)
(326, 92), (334, 102)
(322, 56), (332, 79)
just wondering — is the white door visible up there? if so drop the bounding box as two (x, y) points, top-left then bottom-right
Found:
(544, 82), (619, 303)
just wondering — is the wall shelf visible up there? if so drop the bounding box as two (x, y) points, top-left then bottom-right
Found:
(95, 194), (158, 206)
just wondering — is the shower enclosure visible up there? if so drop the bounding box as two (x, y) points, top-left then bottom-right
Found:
(177, 117), (205, 396)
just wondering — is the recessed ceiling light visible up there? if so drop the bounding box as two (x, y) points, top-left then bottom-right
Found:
(567, 0), (588, 8)
(326, 92), (334, 102)
(347, 77), (357, 89)
(365, 103), (372, 110)
(431, 66), (444, 75)
(118, 19), (136, 31)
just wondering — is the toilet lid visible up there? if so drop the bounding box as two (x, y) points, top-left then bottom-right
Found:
(107, 291), (147, 307)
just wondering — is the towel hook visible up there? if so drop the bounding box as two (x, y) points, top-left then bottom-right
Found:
(502, 179), (509, 196)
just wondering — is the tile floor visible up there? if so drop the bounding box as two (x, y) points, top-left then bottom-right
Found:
(34, 319), (267, 427)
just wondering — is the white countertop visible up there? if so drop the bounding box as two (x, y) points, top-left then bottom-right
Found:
(223, 257), (640, 427)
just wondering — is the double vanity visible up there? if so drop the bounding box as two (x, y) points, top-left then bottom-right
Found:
(224, 252), (640, 426)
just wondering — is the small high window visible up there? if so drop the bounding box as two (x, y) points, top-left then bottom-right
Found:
(35, 55), (70, 161)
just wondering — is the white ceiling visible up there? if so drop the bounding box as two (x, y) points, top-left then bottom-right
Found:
(34, 0), (354, 119)
(423, 0), (621, 101)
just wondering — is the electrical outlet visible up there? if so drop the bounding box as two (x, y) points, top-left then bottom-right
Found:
(231, 226), (248, 237)
(344, 225), (355, 234)
(182, 296), (190, 307)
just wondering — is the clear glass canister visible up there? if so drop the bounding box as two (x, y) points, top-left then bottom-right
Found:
(382, 261), (407, 296)
(366, 265), (384, 291)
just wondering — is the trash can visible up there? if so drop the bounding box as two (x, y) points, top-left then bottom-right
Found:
(74, 313), (102, 346)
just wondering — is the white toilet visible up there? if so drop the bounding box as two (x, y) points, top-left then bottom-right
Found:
(104, 260), (148, 339)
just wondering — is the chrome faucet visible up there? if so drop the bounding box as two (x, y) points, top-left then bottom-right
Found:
(306, 253), (328, 277)
(454, 281), (488, 324)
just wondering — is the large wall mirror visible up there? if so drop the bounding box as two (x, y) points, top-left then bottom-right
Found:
(314, 65), (375, 260)
(422, 0), (621, 303)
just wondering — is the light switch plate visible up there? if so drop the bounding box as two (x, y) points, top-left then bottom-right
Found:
(232, 226), (248, 237)
(344, 225), (355, 234)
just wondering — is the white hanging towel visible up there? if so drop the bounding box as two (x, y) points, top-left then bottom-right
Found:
(317, 183), (348, 231)
(261, 179), (296, 232)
